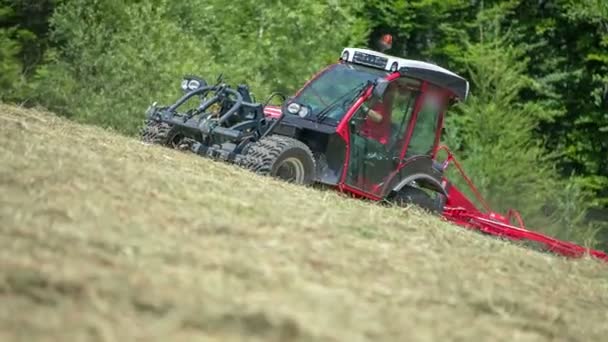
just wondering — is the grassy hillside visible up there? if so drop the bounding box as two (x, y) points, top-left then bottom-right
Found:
(1, 103), (607, 342)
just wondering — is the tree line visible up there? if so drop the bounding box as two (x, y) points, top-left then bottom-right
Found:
(1, 0), (606, 248)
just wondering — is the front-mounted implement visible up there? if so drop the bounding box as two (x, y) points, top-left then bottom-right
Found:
(141, 46), (608, 263)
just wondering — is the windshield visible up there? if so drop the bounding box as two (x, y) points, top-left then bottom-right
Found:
(293, 63), (389, 125)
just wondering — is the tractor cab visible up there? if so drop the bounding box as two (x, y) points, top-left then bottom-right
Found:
(268, 47), (469, 204)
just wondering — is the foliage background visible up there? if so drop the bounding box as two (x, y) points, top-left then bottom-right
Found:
(1, 0), (606, 248)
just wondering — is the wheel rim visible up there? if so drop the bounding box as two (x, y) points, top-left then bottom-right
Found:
(275, 157), (305, 183)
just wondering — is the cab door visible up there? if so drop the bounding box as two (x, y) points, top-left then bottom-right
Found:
(402, 86), (446, 159)
(344, 77), (421, 196)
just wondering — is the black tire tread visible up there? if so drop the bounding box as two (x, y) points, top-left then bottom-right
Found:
(393, 186), (445, 214)
(140, 120), (174, 145)
(242, 135), (316, 184)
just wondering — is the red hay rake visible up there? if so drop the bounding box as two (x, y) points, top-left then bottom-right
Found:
(437, 145), (608, 262)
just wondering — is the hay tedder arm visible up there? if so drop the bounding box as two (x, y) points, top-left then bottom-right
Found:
(436, 146), (608, 262)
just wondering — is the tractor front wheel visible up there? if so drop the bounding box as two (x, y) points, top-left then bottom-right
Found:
(243, 135), (316, 185)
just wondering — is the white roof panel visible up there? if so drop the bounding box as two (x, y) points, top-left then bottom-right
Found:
(340, 47), (469, 100)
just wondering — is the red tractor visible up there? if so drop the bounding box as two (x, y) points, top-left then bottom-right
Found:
(141, 46), (608, 262)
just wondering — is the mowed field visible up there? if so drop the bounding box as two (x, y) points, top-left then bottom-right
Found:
(1, 103), (607, 342)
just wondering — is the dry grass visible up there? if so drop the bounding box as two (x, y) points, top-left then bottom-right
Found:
(1, 103), (607, 342)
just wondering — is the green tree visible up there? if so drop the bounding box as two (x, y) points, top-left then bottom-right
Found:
(166, 0), (369, 96)
(557, 0), (608, 207)
(33, 0), (221, 132)
(32, 0), (368, 134)
(0, 0), (56, 101)
(0, 27), (23, 100)
(360, 0), (608, 209)
(440, 9), (599, 245)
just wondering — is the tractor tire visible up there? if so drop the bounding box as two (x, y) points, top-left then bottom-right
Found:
(393, 185), (446, 215)
(141, 120), (173, 145)
(140, 119), (188, 149)
(243, 135), (316, 185)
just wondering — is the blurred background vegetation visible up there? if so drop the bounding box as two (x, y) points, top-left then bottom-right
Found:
(1, 0), (606, 249)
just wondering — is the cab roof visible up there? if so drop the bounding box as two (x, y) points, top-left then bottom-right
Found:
(340, 47), (469, 101)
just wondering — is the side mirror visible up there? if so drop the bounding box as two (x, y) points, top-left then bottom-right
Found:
(372, 78), (389, 100)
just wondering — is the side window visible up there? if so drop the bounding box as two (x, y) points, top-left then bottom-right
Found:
(354, 78), (420, 151)
(387, 81), (418, 155)
(406, 91), (443, 156)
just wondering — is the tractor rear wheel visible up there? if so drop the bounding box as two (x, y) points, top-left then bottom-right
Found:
(243, 135), (316, 185)
(393, 185), (446, 214)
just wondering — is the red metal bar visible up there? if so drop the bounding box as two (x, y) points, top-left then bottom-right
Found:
(443, 208), (608, 262)
(437, 145), (492, 213)
(506, 209), (526, 229)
